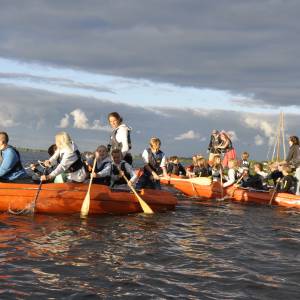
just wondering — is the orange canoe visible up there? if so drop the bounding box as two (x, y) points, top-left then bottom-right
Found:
(161, 176), (300, 210)
(0, 182), (177, 215)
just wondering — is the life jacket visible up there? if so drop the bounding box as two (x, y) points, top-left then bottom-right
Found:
(93, 159), (111, 185)
(0, 146), (24, 177)
(110, 161), (131, 187)
(194, 166), (210, 177)
(211, 167), (221, 180)
(241, 160), (250, 168)
(280, 175), (297, 194)
(60, 150), (84, 173)
(109, 125), (132, 152)
(146, 148), (164, 175)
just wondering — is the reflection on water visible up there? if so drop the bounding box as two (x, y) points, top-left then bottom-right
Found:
(0, 199), (299, 299)
(0, 152), (299, 298)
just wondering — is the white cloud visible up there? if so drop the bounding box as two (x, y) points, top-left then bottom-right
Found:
(243, 116), (274, 137)
(58, 109), (110, 131)
(0, 112), (17, 127)
(175, 130), (200, 140)
(58, 114), (70, 128)
(70, 109), (89, 129)
(227, 130), (238, 142)
(254, 134), (264, 146)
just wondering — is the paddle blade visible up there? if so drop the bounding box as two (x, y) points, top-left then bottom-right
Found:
(135, 193), (154, 214)
(80, 191), (90, 217)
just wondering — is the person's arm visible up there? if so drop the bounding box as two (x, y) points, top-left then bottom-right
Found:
(223, 169), (236, 187)
(116, 126), (130, 155)
(48, 151), (78, 179)
(124, 163), (137, 184)
(0, 148), (19, 177)
(160, 154), (168, 177)
(94, 163), (111, 178)
(217, 139), (229, 149)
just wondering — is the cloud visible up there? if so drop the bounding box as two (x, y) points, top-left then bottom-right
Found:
(254, 134), (264, 146)
(0, 84), (298, 159)
(227, 130), (238, 142)
(58, 109), (111, 131)
(58, 114), (70, 128)
(243, 116), (274, 138)
(1, 1), (300, 108)
(175, 130), (200, 141)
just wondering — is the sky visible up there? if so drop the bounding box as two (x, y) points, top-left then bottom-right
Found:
(1, 0), (300, 159)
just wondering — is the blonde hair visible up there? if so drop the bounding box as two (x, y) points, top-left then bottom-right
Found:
(55, 131), (73, 152)
(149, 137), (161, 148)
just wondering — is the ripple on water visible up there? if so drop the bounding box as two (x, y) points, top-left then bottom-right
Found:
(0, 192), (299, 299)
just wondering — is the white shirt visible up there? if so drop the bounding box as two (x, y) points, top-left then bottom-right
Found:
(97, 160), (137, 185)
(48, 142), (86, 182)
(223, 168), (236, 187)
(112, 123), (131, 156)
(141, 149), (166, 168)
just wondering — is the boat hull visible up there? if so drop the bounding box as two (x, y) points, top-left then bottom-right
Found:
(0, 182), (177, 215)
(162, 176), (300, 209)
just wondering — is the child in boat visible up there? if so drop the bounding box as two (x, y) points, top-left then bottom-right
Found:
(238, 151), (250, 171)
(135, 137), (168, 190)
(266, 162), (283, 187)
(167, 156), (186, 176)
(241, 162), (266, 190)
(276, 165), (297, 194)
(41, 131), (87, 183)
(30, 144), (57, 180)
(90, 145), (111, 185)
(193, 156), (211, 177)
(92, 148), (137, 188)
(211, 154), (223, 182)
(186, 155), (197, 177)
(223, 159), (239, 187)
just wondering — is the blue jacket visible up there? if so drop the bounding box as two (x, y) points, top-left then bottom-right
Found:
(0, 146), (27, 181)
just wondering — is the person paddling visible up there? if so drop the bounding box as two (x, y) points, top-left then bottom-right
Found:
(107, 112), (133, 165)
(90, 145), (111, 185)
(92, 149), (137, 189)
(40, 132), (87, 183)
(136, 137), (168, 190)
(0, 132), (29, 182)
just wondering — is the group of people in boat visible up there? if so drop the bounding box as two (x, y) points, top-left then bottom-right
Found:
(0, 112), (168, 191)
(1, 114), (300, 195)
(166, 134), (300, 195)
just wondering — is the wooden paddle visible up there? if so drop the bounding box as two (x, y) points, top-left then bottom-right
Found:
(80, 158), (97, 218)
(118, 167), (154, 214)
(269, 179), (281, 206)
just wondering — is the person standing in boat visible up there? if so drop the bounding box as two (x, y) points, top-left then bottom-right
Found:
(92, 148), (137, 188)
(207, 129), (221, 162)
(41, 131), (86, 183)
(217, 131), (236, 168)
(285, 135), (300, 195)
(136, 137), (168, 190)
(107, 112), (133, 165)
(0, 132), (28, 182)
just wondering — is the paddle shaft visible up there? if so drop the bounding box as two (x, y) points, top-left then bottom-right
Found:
(118, 168), (154, 214)
(269, 179), (281, 206)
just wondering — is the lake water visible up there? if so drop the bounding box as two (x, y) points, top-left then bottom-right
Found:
(0, 152), (299, 299)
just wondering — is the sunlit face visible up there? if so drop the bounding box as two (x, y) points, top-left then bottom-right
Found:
(215, 157), (221, 164)
(288, 140), (293, 146)
(112, 152), (122, 164)
(96, 147), (108, 160)
(109, 116), (120, 129)
(151, 143), (160, 152)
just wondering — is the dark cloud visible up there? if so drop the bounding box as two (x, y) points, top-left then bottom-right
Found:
(1, 0), (300, 106)
(1, 84), (297, 160)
